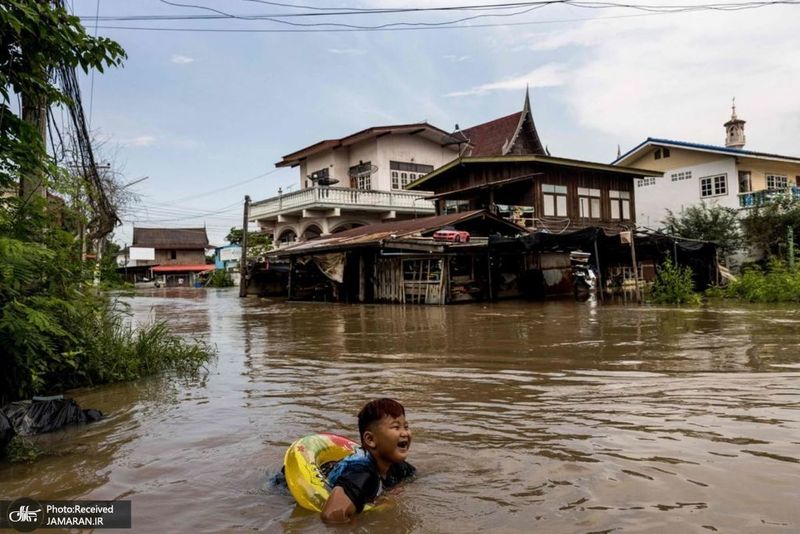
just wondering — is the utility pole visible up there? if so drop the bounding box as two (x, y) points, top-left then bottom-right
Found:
(19, 80), (48, 200)
(239, 195), (250, 297)
(629, 227), (640, 302)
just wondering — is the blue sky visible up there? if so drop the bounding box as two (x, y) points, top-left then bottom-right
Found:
(74, 1), (800, 246)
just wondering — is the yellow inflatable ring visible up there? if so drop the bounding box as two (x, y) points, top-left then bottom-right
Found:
(284, 433), (372, 512)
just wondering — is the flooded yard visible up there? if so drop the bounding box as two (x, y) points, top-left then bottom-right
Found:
(2, 289), (799, 532)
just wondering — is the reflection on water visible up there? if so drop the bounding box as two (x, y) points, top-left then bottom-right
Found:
(2, 288), (799, 532)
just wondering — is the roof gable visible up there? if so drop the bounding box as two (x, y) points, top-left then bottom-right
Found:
(615, 138), (800, 167)
(458, 89), (546, 157)
(132, 227), (209, 249)
(275, 123), (461, 168)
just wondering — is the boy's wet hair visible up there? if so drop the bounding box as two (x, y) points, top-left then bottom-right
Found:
(358, 398), (405, 439)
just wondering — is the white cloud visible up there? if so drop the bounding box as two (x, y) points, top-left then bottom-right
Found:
(445, 64), (566, 97)
(128, 135), (156, 147)
(533, 6), (800, 154)
(171, 55), (195, 64)
(328, 48), (366, 55)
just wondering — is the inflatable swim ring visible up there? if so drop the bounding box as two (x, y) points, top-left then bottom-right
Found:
(284, 433), (369, 512)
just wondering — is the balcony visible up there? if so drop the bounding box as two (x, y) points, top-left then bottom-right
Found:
(739, 187), (800, 208)
(249, 186), (436, 221)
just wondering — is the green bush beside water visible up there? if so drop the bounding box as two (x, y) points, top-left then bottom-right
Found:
(649, 257), (702, 305)
(206, 270), (234, 288)
(0, 233), (213, 405)
(719, 260), (800, 302)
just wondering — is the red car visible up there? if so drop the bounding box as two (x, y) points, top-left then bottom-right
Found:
(433, 229), (470, 243)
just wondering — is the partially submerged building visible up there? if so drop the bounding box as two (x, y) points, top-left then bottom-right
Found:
(270, 210), (526, 304)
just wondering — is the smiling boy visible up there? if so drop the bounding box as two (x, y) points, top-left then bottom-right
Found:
(321, 398), (415, 523)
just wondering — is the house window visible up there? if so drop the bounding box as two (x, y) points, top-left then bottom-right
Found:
(638, 177), (656, 187)
(654, 147), (671, 160)
(670, 171), (692, 182)
(738, 171), (752, 193)
(542, 184), (568, 217)
(700, 174), (728, 198)
(170, 250), (177, 260)
(350, 162), (373, 190)
(444, 199), (471, 214)
(766, 174), (788, 190)
(390, 161), (434, 189)
(609, 190), (631, 220)
(577, 187), (601, 218)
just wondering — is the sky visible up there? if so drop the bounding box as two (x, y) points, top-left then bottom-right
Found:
(71, 0), (800, 246)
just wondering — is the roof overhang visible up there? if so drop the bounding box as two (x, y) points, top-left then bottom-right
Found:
(615, 138), (800, 167)
(408, 155), (661, 190)
(151, 264), (215, 273)
(275, 123), (463, 168)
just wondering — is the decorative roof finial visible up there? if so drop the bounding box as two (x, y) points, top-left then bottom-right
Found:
(731, 96), (737, 119)
(617, 144), (621, 159)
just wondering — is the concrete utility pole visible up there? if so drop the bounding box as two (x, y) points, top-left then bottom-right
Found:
(239, 195), (250, 297)
(19, 90), (48, 200)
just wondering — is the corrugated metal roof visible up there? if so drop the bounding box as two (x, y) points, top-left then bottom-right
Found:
(132, 227), (209, 249)
(271, 210), (523, 257)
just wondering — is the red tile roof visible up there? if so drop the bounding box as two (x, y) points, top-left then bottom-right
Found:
(151, 264), (215, 273)
(459, 112), (522, 157)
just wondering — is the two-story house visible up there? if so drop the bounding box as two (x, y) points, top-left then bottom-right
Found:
(615, 103), (800, 228)
(130, 227), (214, 287)
(249, 90), (556, 246)
(250, 123), (462, 246)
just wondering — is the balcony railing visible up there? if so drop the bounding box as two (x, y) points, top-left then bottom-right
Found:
(249, 186), (436, 219)
(739, 187), (800, 208)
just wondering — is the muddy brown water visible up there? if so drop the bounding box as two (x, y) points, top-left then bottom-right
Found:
(2, 289), (800, 533)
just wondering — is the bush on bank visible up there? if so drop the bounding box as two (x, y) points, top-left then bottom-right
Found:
(719, 259), (800, 302)
(0, 231), (213, 405)
(649, 257), (702, 305)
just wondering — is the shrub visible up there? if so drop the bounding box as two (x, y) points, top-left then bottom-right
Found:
(206, 270), (234, 288)
(724, 259), (800, 302)
(649, 257), (701, 305)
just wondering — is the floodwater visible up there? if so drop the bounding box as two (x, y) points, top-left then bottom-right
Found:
(2, 289), (800, 533)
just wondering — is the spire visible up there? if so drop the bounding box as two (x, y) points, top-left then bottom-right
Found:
(617, 144), (621, 159)
(502, 87), (546, 156)
(724, 97), (746, 149)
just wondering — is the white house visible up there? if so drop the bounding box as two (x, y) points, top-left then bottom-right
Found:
(615, 103), (800, 228)
(250, 91), (549, 246)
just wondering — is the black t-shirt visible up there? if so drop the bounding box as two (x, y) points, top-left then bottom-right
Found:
(327, 452), (415, 513)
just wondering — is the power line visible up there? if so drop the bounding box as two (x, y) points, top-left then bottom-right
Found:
(79, 0), (799, 32)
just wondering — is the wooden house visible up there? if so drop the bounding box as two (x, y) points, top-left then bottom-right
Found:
(131, 227), (214, 287)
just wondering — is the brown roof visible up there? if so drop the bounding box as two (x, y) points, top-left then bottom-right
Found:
(132, 227), (209, 249)
(272, 210), (525, 257)
(276, 123), (463, 168)
(459, 112), (523, 157)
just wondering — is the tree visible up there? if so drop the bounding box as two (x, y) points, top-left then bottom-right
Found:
(1, 0), (126, 194)
(226, 227), (272, 258)
(740, 196), (800, 260)
(662, 202), (742, 261)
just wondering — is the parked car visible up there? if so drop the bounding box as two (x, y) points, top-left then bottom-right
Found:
(433, 229), (470, 243)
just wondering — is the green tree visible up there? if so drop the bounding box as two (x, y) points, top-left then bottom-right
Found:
(1, 0), (126, 191)
(740, 196), (800, 260)
(226, 227), (272, 257)
(662, 202), (742, 261)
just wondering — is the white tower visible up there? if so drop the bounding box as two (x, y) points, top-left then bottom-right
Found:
(724, 98), (746, 149)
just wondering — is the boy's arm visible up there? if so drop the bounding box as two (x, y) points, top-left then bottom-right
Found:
(320, 486), (357, 524)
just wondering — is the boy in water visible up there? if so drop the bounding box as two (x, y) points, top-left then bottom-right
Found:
(321, 398), (415, 523)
